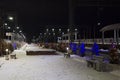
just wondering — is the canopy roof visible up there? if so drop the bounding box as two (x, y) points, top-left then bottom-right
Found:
(100, 23), (120, 32)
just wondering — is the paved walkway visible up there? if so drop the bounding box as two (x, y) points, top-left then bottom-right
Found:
(0, 44), (120, 80)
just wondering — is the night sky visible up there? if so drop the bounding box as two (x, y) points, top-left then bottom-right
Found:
(0, 0), (120, 40)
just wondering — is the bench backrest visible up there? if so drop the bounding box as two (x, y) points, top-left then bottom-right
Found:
(93, 55), (104, 62)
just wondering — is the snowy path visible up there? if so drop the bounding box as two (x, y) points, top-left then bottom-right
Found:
(0, 44), (120, 80)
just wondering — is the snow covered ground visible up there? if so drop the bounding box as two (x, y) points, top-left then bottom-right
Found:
(0, 44), (120, 80)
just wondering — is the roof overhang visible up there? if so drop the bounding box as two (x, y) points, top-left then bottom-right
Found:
(100, 23), (120, 32)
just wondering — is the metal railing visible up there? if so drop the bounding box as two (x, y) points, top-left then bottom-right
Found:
(59, 38), (115, 44)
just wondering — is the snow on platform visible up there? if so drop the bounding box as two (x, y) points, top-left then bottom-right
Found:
(0, 44), (119, 80)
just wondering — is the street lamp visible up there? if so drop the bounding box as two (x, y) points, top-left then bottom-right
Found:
(52, 28), (54, 32)
(75, 29), (78, 41)
(4, 23), (7, 26)
(8, 16), (13, 21)
(59, 29), (61, 32)
(16, 27), (20, 29)
(75, 28), (77, 32)
(8, 27), (11, 29)
(19, 30), (22, 33)
(46, 29), (49, 32)
(67, 29), (70, 32)
(5, 48), (9, 60)
(44, 33), (46, 35)
(97, 22), (101, 26)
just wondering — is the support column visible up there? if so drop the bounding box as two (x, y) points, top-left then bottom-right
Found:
(75, 32), (77, 41)
(64, 36), (67, 43)
(114, 29), (117, 43)
(61, 36), (63, 43)
(102, 31), (104, 44)
(117, 29), (119, 45)
(93, 26), (95, 42)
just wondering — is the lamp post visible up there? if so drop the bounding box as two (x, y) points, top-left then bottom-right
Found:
(75, 28), (78, 42)
(8, 16), (14, 42)
(6, 26), (11, 40)
(5, 48), (9, 60)
(67, 28), (70, 43)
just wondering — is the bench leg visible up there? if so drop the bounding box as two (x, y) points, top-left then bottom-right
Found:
(87, 61), (94, 67)
(10, 55), (16, 59)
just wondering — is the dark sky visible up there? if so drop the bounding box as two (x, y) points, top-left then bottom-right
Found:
(16, 0), (69, 39)
(0, 0), (69, 39)
(0, 0), (120, 40)
(17, 0), (68, 25)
